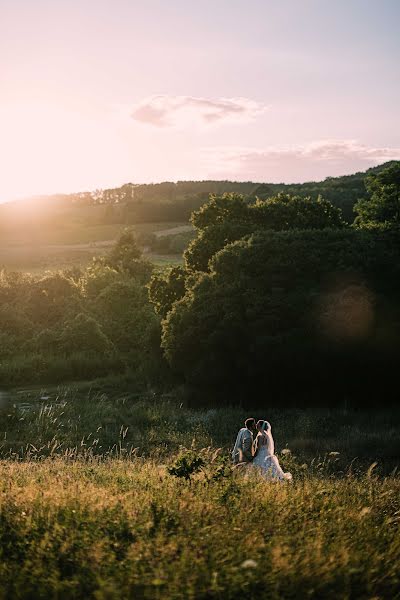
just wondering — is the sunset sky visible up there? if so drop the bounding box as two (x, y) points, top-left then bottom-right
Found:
(1, 0), (399, 202)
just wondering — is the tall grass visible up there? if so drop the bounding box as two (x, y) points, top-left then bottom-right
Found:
(0, 388), (399, 470)
(0, 389), (399, 598)
(0, 457), (399, 599)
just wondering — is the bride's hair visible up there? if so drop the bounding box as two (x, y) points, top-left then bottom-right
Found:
(256, 420), (274, 454)
(256, 420), (271, 433)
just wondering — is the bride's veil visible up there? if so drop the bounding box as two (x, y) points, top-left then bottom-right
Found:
(260, 420), (274, 455)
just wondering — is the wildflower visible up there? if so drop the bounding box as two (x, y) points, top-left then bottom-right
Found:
(241, 559), (258, 569)
(281, 448), (291, 455)
(329, 452), (340, 456)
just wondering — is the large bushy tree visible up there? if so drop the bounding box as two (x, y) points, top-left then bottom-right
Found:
(162, 229), (400, 406)
(354, 162), (400, 229)
(185, 192), (345, 272)
(148, 266), (187, 319)
(101, 228), (153, 283)
(150, 192), (346, 313)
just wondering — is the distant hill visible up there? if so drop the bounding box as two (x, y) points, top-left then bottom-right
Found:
(1, 161), (398, 229)
(252, 161), (399, 222)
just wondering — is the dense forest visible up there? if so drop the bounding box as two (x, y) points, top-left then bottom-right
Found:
(0, 161), (399, 407)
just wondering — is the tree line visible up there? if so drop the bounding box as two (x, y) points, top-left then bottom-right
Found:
(67, 161), (399, 224)
(2, 161), (396, 230)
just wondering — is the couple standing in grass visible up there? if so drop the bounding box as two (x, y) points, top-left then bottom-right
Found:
(232, 418), (292, 481)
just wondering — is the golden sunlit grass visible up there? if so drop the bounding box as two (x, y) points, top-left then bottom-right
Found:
(0, 389), (399, 598)
(0, 457), (399, 599)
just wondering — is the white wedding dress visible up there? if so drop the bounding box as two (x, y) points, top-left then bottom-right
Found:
(252, 423), (292, 481)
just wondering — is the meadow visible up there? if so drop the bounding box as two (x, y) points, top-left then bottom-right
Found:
(0, 388), (399, 599)
(0, 221), (187, 273)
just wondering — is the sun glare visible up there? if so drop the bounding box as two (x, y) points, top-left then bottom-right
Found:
(0, 101), (125, 203)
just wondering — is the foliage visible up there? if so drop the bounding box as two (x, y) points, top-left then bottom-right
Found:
(162, 229), (400, 405)
(82, 263), (122, 299)
(185, 192), (345, 272)
(148, 266), (187, 318)
(253, 161), (398, 222)
(97, 228), (153, 283)
(354, 162), (400, 229)
(191, 193), (253, 229)
(93, 279), (162, 372)
(0, 232), (165, 386)
(104, 228), (141, 263)
(167, 451), (205, 480)
(185, 221), (253, 272)
(192, 192), (345, 231)
(149, 193), (343, 318)
(58, 313), (113, 355)
(26, 273), (82, 327)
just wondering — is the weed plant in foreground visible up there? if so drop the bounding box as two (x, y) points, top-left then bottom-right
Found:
(0, 457), (399, 599)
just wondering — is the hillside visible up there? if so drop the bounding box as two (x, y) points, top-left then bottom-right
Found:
(1, 162), (397, 235)
(253, 161), (399, 222)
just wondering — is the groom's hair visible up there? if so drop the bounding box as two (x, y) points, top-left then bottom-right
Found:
(245, 418), (255, 429)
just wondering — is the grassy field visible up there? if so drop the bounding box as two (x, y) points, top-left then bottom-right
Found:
(1, 386), (399, 465)
(1, 458), (398, 599)
(0, 222), (187, 272)
(0, 388), (399, 598)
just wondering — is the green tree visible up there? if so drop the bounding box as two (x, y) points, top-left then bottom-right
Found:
(191, 193), (252, 230)
(162, 229), (400, 405)
(184, 222), (253, 272)
(102, 229), (153, 282)
(82, 264), (121, 299)
(354, 162), (400, 229)
(185, 192), (345, 273)
(252, 193), (345, 230)
(26, 273), (82, 327)
(148, 266), (187, 318)
(58, 313), (113, 355)
(93, 279), (161, 360)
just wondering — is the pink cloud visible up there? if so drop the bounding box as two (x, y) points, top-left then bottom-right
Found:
(131, 95), (268, 128)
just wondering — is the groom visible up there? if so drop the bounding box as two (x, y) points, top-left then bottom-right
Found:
(231, 418), (256, 464)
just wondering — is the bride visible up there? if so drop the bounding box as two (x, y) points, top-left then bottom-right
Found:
(252, 420), (292, 481)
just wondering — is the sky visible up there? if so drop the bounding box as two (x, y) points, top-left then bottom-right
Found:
(1, 0), (399, 202)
